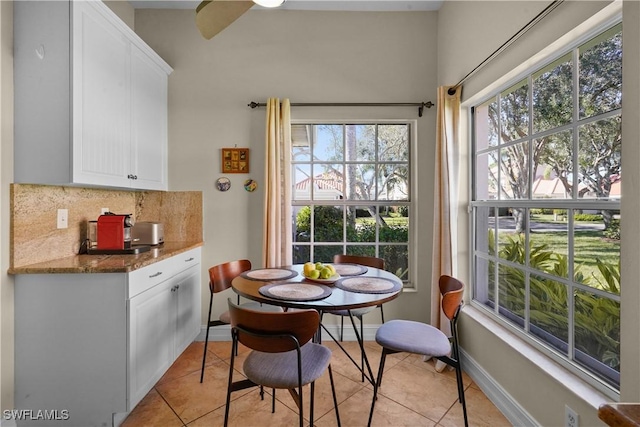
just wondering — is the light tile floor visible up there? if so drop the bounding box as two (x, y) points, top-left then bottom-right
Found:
(122, 340), (511, 426)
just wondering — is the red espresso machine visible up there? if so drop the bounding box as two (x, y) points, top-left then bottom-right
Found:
(88, 213), (150, 254)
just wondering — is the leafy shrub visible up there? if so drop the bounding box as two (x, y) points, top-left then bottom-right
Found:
(294, 206), (408, 276)
(574, 213), (602, 222)
(492, 232), (620, 372)
(530, 208), (553, 215)
(397, 206), (409, 217)
(603, 219), (620, 240)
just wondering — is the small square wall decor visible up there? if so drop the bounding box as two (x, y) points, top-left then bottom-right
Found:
(221, 148), (250, 173)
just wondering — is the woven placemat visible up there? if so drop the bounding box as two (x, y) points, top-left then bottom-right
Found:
(241, 268), (298, 281)
(334, 276), (402, 294)
(333, 263), (368, 276)
(259, 283), (332, 301)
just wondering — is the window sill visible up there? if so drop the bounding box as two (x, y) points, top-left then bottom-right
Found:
(462, 304), (616, 408)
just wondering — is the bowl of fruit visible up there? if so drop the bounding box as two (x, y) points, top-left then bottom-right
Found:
(302, 262), (340, 284)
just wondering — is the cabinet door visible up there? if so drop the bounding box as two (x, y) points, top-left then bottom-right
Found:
(131, 45), (168, 191)
(128, 280), (174, 410)
(174, 265), (202, 357)
(72, 1), (131, 188)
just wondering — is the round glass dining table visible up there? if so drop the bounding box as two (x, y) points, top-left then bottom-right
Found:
(231, 263), (403, 386)
(230, 263), (402, 311)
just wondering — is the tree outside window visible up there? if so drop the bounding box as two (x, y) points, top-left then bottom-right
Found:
(472, 24), (621, 390)
(292, 123), (411, 283)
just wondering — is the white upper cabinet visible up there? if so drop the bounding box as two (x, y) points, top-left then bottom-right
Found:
(14, 1), (172, 190)
(130, 44), (169, 191)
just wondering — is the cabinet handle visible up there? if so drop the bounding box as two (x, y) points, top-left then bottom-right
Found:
(171, 286), (176, 292)
(185, 257), (195, 262)
(149, 272), (163, 278)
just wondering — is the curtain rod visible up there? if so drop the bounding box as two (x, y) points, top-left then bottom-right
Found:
(448, 0), (564, 95)
(248, 101), (435, 117)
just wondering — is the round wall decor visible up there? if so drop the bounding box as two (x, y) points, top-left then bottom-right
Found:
(216, 177), (231, 192)
(244, 179), (257, 192)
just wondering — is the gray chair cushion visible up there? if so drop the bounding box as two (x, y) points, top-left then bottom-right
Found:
(375, 319), (451, 357)
(243, 343), (331, 389)
(325, 306), (375, 317)
(219, 302), (283, 324)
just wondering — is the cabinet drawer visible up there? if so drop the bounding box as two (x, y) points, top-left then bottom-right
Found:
(172, 248), (201, 274)
(128, 256), (175, 298)
(127, 249), (201, 298)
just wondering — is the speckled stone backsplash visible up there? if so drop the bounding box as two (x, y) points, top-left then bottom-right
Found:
(10, 184), (203, 269)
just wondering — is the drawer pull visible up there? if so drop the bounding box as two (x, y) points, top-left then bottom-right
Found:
(149, 272), (163, 278)
(185, 257), (195, 262)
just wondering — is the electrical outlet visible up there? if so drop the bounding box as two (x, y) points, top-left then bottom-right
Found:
(57, 209), (68, 229)
(565, 405), (579, 427)
(101, 207), (109, 214)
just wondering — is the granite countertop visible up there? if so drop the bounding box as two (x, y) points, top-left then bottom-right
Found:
(8, 241), (204, 274)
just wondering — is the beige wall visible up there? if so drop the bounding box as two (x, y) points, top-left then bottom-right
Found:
(104, 0), (135, 30)
(133, 9), (439, 330)
(438, 1), (639, 426)
(0, 0), (12, 414)
(619, 0), (640, 403)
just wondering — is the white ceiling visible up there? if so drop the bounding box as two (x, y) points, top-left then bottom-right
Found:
(129, 0), (444, 11)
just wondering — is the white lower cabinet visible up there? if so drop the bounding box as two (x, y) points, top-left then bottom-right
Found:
(128, 277), (175, 410)
(128, 263), (201, 410)
(14, 248), (201, 427)
(174, 266), (202, 357)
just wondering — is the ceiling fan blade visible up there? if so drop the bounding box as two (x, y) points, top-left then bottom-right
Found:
(196, 0), (255, 40)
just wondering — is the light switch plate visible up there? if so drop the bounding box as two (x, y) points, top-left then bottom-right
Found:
(57, 209), (68, 229)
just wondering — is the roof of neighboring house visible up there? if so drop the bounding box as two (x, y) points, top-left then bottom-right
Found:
(531, 176), (621, 198)
(295, 170), (343, 191)
(531, 177), (569, 197)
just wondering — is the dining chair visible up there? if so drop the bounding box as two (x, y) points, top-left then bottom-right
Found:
(224, 300), (341, 427)
(200, 259), (283, 383)
(368, 275), (468, 427)
(322, 254), (385, 381)
(328, 254), (386, 339)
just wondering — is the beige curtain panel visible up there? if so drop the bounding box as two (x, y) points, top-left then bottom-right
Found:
(262, 98), (292, 268)
(431, 86), (461, 332)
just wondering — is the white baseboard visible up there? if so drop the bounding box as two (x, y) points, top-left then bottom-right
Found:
(460, 348), (538, 426)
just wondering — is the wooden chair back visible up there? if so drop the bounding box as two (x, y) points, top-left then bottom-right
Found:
(333, 254), (385, 270)
(228, 300), (319, 353)
(439, 275), (464, 321)
(209, 259), (252, 294)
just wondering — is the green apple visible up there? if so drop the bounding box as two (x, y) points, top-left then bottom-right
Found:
(320, 267), (332, 279)
(315, 262), (324, 270)
(308, 269), (321, 280)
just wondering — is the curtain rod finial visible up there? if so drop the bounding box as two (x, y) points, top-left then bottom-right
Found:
(248, 101), (260, 109)
(447, 87), (457, 96)
(418, 101), (434, 117)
